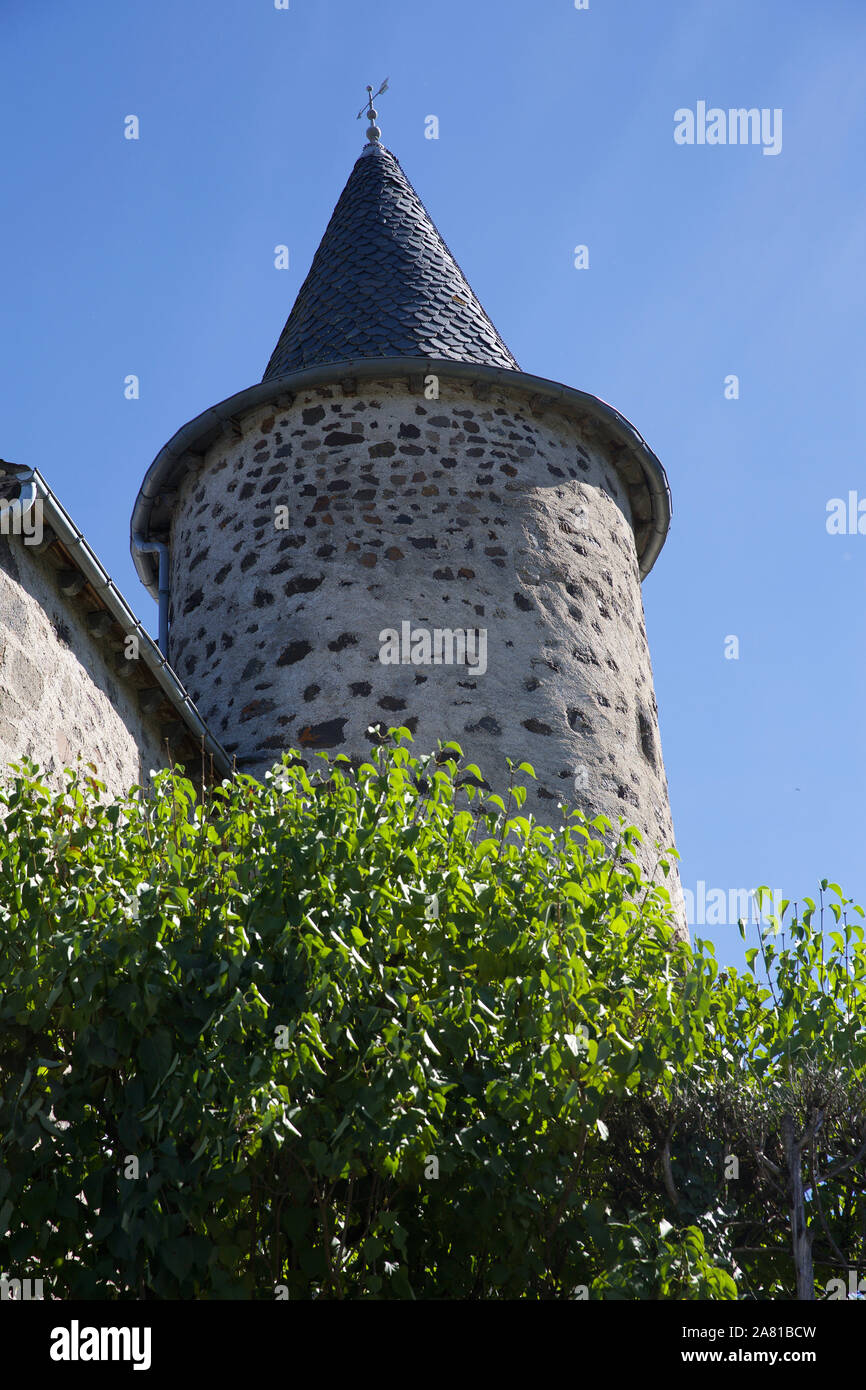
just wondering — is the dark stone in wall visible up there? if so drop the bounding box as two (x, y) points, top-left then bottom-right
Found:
(284, 575), (324, 598)
(298, 717), (347, 748)
(277, 641), (312, 666)
(241, 699), (276, 723)
(638, 709), (656, 767)
(324, 431), (363, 446)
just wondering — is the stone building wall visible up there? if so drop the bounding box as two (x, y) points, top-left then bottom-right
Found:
(0, 534), (170, 796)
(168, 375), (681, 905)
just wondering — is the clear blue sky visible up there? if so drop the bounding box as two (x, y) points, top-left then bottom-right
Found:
(2, 0), (864, 965)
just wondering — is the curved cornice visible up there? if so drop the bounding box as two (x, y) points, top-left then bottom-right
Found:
(130, 358), (672, 600)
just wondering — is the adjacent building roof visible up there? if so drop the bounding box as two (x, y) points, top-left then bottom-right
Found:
(263, 142), (520, 379)
(1, 462), (231, 778)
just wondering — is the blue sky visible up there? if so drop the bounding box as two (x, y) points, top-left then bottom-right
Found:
(2, 0), (864, 964)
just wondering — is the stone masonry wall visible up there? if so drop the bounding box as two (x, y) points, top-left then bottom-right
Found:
(0, 535), (170, 796)
(168, 376), (682, 911)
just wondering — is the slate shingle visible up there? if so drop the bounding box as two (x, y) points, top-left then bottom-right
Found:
(263, 143), (519, 379)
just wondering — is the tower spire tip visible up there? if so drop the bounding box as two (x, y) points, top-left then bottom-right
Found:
(357, 78), (389, 149)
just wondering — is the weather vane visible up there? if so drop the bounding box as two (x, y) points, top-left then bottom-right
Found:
(357, 78), (388, 145)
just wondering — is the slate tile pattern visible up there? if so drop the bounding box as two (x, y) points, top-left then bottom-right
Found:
(263, 144), (520, 379)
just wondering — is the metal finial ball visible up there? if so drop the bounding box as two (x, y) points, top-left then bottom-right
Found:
(368, 107), (377, 120)
(366, 123), (381, 141)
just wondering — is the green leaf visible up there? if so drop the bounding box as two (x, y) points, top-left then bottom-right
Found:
(163, 1238), (194, 1283)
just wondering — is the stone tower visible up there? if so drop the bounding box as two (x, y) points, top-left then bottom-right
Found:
(131, 122), (683, 924)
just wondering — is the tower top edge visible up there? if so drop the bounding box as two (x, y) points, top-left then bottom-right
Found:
(130, 357), (671, 598)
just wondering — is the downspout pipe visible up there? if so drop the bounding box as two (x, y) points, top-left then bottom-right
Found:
(132, 534), (170, 655)
(0, 463), (38, 530)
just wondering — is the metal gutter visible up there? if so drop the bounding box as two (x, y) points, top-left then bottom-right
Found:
(130, 357), (673, 599)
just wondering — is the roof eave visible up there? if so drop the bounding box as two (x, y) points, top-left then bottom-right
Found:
(131, 358), (672, 597)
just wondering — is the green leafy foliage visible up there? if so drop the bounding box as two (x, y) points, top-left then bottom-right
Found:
(0, 739), (862, 1299)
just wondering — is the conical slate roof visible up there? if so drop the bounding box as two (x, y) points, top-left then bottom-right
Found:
(263, 142), (519, 379)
